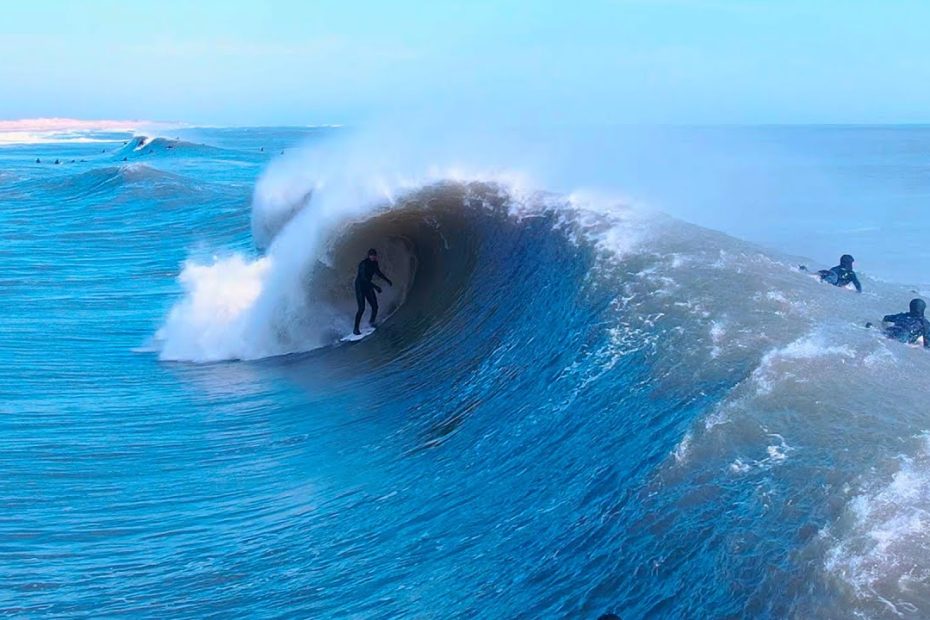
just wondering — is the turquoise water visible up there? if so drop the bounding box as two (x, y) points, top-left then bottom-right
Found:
(3, 127), (930, 619)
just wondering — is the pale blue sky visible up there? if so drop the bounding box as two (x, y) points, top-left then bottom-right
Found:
(3, 1), (929, 125)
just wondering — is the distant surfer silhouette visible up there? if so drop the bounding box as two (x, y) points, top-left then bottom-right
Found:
(354, 248), (392, 335)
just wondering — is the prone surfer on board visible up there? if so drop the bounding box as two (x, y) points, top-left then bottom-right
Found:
(880, 298), (930, 348)
(354, 248), (392, 335)
(800, 254), (862, 292)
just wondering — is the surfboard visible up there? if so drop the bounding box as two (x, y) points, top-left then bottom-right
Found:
(340, 326), (376, 342)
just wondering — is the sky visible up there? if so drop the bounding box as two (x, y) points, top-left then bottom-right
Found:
(3, 0), (930, 126)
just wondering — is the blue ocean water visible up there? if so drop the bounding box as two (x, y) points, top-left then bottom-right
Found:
(2, 126), (930, 619)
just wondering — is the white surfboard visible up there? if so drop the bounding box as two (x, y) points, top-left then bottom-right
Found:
(340, 326), (376, 342)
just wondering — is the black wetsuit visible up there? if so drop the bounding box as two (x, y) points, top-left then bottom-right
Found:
(817, 265), (862, 292)
(882, 312), (930, 347)
(354, 258), (392, 333)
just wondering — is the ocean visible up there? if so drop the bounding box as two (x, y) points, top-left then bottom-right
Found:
(2, 125), (930, 619)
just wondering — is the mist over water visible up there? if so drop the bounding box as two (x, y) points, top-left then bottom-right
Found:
(3, 124), (930, 619)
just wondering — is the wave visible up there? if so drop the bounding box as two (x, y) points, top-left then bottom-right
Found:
(111, 135), (237, 161)
(157, 180), (560, 361)
(12, 164), (195, 202)
(155, 146), (930, 372)
(148, 139), (930, 615)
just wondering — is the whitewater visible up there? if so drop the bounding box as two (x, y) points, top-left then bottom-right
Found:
(2, 124), (930, 619)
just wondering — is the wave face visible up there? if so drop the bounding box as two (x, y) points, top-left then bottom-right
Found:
(4, 126), (930, 619)
(157, 179), (575, 362)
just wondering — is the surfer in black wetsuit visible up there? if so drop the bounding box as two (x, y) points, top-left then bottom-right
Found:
(353, 248), (392, 335)
(881, 299), (930, 348)
(801, 254), (862, 292)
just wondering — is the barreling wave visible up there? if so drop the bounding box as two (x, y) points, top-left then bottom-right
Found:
(7, 124), (930, 617)
(148, 139), (930, 617)
(156, 179), (585, 361)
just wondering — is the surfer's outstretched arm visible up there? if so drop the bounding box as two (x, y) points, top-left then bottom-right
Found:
(375, 267), (392, 286)
(851, 272), (862, 293)
(923, 321), (930, 348)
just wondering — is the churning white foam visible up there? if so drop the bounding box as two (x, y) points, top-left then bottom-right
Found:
(751, 335), (854, 396)
(825, 434), (930, 617)
(156, 256), (271, 362)
(155, 137), (401, 361)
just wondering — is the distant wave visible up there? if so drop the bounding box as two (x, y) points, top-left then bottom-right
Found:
(111, 135), (242, 161)
(11, 164), (191, 201)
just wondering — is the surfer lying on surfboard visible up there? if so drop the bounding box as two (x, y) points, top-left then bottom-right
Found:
(880, 298), (930, 348)
(799, 254), (862, 293)
(353, 248), (393, 335)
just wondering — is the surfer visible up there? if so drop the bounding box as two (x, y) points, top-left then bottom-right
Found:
(800, 254), (862, 292)
(880, 298), (930, 348)
(353, 248), (392, 335)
